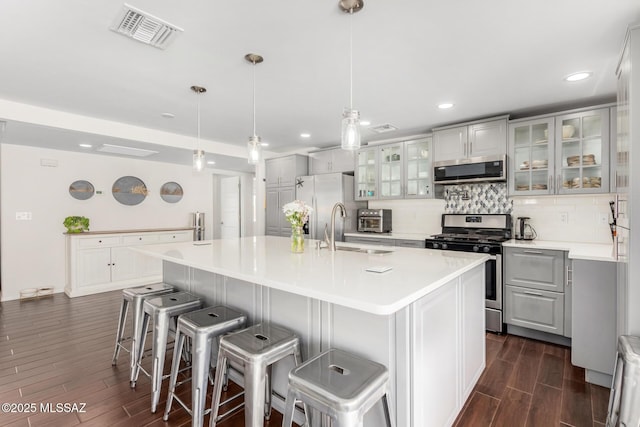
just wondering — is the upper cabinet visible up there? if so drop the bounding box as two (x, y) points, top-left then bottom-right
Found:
(433, 117), (508, 162)
(355, 135), (432, 201)
(308, 147), (355, 175)
(509, 106), (611, 195)
(265, 154), (308, 188)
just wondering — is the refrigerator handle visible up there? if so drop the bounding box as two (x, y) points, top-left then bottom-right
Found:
(311, 195), (316, 238)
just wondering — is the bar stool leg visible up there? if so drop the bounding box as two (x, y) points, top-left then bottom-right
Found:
(243, 361), (267, 427)
(210, 353), (229, 426)
(382, 393), (393, 427)
(163, 328), (186, 421)
(282, 388), (297, 427)
(151, 312), (171, 413)
(131, 311), (150, 388)
(191, 333), (212, 427)
(264, 364), (272, 420)
(336, 412), (363, 427)
(111, 298), (129, 365)
(129, 296), (145, 377)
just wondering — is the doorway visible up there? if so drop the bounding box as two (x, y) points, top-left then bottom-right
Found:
(220, 176), (240, 238)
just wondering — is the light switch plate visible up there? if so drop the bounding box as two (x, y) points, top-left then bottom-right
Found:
(16, 212), (32, 220)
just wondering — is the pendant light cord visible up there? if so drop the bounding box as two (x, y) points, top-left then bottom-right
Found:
(349, 8), (353, 110)
(252, 61), (257, 138)
(197, 91), (201, 149)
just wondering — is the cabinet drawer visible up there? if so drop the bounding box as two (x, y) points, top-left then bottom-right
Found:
(394, 239), (425, 248)
(505, 285), (564, 335)
(504, 247), (565, 292)
(78, 236), (121, 248)
(158, 231), (192, 242)
(122, 234), (160, 245)
(344, 236), (394, 246)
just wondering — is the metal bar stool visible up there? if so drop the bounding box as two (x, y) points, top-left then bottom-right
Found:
(131, 291), (203, 413)
(112, 283), (175, 371)
(163, 306), (247, 427)
(209, 323), (303, 427)
(606, 335), (640, 427)
(283, 348), (393, 427)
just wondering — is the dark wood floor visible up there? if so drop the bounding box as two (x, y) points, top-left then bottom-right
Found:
(454, 333), (611, 427)
(0, 290), (610, 426)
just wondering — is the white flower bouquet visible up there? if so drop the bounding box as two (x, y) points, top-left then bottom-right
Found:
(282, 200), (313, 228)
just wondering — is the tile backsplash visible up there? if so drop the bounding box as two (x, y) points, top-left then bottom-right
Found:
(443, 183), (512, 214)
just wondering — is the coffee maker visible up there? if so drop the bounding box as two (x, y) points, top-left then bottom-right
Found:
(515, 217), (536, 241)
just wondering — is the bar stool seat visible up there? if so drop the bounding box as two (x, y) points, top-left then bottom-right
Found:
(131, 291), (203, 413)
(607, 335), (640, 427)
(210, 323), (304, 427)
(111, 283), (175, 369)
(163, 306), (247, 427)
(283, 348), (393, 427)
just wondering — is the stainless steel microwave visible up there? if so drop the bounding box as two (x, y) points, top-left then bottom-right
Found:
(433, 154), (506, 184)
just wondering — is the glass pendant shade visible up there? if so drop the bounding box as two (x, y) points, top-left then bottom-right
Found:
(193, 149), (205, 172)
(341, 108), (361, 150)
(247, 135), (261, 165)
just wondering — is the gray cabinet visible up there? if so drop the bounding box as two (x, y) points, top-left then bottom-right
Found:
(266, 187), (296, 236)
(344, 235), (425, 248)
(308, 147), (355, 175)
(265, 154), (308, 188)
(433, 117), (507, 162)
(504, 247), (568, 336)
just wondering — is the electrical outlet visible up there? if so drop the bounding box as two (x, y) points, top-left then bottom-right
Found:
(559, 212), (568, 223)
(15, 212), (32, 220)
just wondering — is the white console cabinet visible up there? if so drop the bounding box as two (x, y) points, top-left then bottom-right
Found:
(65, 229), (192, 297)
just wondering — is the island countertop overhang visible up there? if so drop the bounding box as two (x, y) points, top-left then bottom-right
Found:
(133, 236), (489, 315)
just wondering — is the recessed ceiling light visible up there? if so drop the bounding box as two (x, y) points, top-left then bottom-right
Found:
(360, 120), (371, 126)
(438, 103), (454, 109)
(565, 72), (592, 82)
(161, 112), (175, 118)
(260, 142), (269, 147)
(207, 160), (215, 165)
(79, 143), (92, 148)
(300, 133), (311, 138)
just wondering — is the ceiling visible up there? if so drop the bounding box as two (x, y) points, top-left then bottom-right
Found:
(0, 0), (638, 172)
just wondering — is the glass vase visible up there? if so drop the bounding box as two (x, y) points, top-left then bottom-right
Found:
(291, 226), (304, 253)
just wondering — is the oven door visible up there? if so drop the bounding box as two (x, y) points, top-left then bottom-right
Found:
(485, 254), (503, 333)
(358, 216), (382, 232)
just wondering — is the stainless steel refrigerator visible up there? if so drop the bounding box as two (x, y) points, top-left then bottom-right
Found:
(295, 173), (365, 241)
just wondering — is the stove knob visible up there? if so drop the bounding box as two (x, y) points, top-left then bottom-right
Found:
(472, 245), (479, 252)
(483, 246), (491, 253)
(432, 242), (439, 249)
(441, 243), (448, 250)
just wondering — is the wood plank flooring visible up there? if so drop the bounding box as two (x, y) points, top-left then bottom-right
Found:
(0, 290), (610, 426)
(454, 333), (611, 427)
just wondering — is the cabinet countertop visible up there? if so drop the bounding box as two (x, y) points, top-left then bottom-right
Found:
(133, 236), (488, 315)
(64, 227), (194, 236)
(503, 239), (615, 262)
(344, 232), (430, 241)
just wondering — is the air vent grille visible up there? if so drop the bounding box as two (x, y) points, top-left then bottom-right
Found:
(110, 4), (183, 49)
(97, 144), (158, 157)
(369, 123), (398, 134)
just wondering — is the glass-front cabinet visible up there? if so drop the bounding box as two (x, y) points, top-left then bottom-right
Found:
(405, 136), (432, 198)
(379, 143), (404, 199)
(509, 118), (555, 195)
(556, 108), (609, 194)
(509, 106), (611, 196)
(355, 147), (378, 200)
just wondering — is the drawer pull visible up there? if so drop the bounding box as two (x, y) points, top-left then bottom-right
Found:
(523, 291), (543, 296)
(522, 250), (543, 254)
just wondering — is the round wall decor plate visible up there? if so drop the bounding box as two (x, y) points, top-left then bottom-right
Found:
(160, 181), (183, 203)
(112, 176), (148, 206)
(69, 180), (95, 200)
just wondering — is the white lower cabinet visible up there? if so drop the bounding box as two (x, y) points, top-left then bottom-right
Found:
(66, 229), (192, 297)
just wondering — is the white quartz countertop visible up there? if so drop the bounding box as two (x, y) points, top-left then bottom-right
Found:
(134, 236), (489, 315)
(503, 239), (616, 262)
(344, 232), (430, 241)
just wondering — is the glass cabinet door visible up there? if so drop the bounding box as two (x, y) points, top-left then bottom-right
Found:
(355, 147), (378, 200)
(379, 143), (403, 198)
(509, 118), (554, 195)
(556, 108), (609, 194)
(404, 136), (432, 198)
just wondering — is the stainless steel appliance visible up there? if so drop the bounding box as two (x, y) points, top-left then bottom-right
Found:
(295, 173), (365, 241)
(357, 208), (392, 233)
(515, 216), (536, 240)
(425, 213), (512, 333)
(433, 154), (506, 184)
(191, 211), (205, 241)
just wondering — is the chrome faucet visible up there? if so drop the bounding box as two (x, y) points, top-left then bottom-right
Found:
(324, 202), (347, 251)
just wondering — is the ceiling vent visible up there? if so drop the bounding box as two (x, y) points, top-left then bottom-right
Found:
(110, 4), (184, 49)
(368, 123), (398, 134)
(97, 144), (158, 157)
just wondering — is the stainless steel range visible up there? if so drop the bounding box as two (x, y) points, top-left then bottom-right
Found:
(426, 214), (512, 333)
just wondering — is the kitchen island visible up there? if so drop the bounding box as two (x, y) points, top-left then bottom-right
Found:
(134, 236), (489, 427)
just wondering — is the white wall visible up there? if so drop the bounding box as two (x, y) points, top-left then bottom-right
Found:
(0, 144), (216, 301)
(368, 199), (446, 235)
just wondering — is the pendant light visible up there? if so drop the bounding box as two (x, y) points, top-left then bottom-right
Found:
(340, 0), (364, 150)
(191, 85), (206, 172)
(246, 53), (264, 165)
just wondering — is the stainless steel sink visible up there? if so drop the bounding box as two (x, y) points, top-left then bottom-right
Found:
(336, 246), (393, 255)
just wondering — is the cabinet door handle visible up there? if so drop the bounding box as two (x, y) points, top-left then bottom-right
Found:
(557, 174), (561, 193)
(566, 264), (573, 287)
(523, 291), (543, 296)
(469, 140), (473, 156)
(523, 250), (543, 254)
(548, 175), (553, 192)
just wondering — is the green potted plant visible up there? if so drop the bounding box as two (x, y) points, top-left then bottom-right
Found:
(63, 216), (90, 233)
